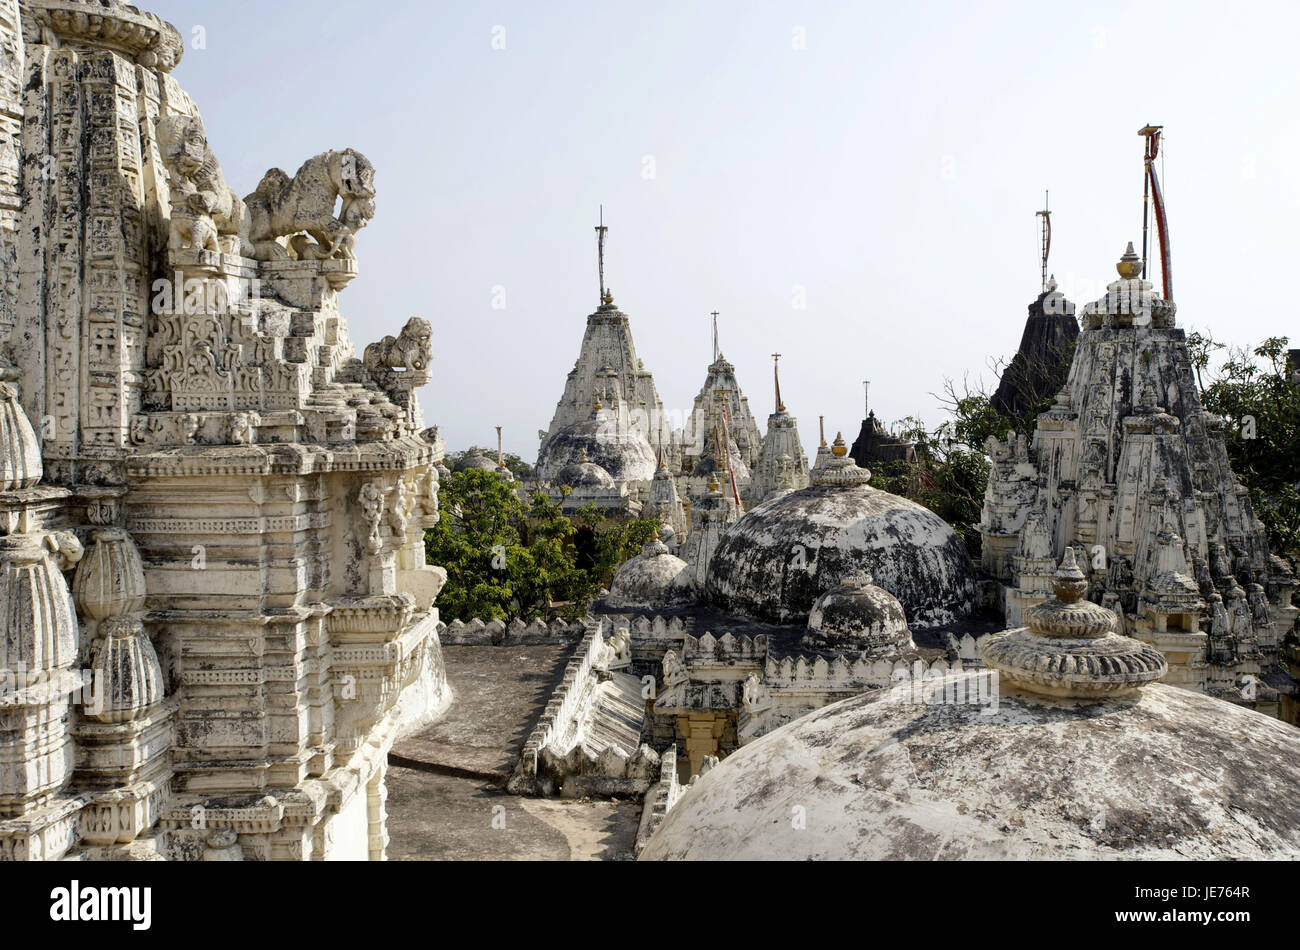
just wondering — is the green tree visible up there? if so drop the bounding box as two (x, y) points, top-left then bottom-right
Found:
(1189, 332), (1300, 562)
(571, 503), (660, 588)
(425, 469), (591, 621)
(424, 470), (659, 621)
(869, 375), (1048, 560)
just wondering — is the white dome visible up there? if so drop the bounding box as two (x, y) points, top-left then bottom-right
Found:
(641, 674), (1300, 861)
(608, 537), (696, 608)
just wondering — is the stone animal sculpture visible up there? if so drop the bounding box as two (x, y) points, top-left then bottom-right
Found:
(156, 115), (250, 256)
(364, 317), (432, 376)
(244, 150), (376, 262)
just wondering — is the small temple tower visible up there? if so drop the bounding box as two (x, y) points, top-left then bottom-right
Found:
(647, 448), (687, 545)
(980, 243), (1298, 719)
(990, 275), (1079, 421)
(678, 472), (740, 589)
(537, 218), (670, 473)
(748, 354), (810, 504)
(679, 315), (763, 474)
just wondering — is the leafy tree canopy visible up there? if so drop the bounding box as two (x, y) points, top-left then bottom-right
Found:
(1188, 332), (1299, 561)
(425, 468), (657, 622)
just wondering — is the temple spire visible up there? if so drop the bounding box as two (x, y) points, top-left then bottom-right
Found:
(772, 354), (785, 412)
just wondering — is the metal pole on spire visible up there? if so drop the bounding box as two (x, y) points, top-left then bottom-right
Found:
(495, 426), (504, 467)
(595, 206), (609, 305)
(717, 390), (741, 508)
(863, 380), (871, 419)
(1036, 191), (1051, 292)
(1139, 124), (1172, 301)
(772, 354), (785, 412)
(711, 311), (720, 363)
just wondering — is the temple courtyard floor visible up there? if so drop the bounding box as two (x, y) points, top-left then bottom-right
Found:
(385, 644), (642, 860)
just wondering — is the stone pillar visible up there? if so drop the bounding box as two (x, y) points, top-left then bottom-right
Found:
(0, 0), (21, 343)
(366, 766), (387, 861)
(0, 382), (84, 860)
(70, 489), (173, 849)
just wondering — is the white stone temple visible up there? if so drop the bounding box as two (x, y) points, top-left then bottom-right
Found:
(0, 0), (447, 861)
(980, 244), (1298, 720)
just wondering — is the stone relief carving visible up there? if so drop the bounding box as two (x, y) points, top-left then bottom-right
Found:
(245, 149), (376, 262)
(359, 480), (385, 554)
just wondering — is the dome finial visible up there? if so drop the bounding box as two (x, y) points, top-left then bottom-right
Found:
(831, 432), (848, 458)
(1117, 241), (1143, 279)
(981, 549), (1167, 697)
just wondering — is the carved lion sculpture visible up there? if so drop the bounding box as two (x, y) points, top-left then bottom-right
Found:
(156, 115), (251, 256)
(364, 317), (432, 377)
(244, 150), (376, 262)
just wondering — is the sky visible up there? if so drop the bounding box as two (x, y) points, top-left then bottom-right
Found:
(152, 0), (1300, 462)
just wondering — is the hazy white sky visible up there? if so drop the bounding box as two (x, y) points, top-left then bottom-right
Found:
(153, 0), (1299, 461)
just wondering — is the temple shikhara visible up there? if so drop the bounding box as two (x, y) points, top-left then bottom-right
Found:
(0, 0), (1296, 866)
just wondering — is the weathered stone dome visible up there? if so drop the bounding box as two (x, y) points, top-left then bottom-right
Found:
(804, 572), (913, 654)
(608, 537), (696, 608)
(647, 551), (1300, 861)
(453, 449), (498, 473)
(536, 408), (657, 485)
(641, 674), (1300, 860)
(556, 451), (615, 489)
(705, 452), (976, 629)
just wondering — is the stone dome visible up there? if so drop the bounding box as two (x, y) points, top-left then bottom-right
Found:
(640, 674), (1300, 860)
(537, 407), (657, 485)
(453, 449), (498, 473)
(704, 448), (976, 629)
(804, 572), (914, 654)
(646, 551), (1300, 860)
(556, 451), (615, 490)
(608, 537), (696, 608)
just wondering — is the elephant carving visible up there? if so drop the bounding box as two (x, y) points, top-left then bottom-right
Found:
(245, 149), (376, 262)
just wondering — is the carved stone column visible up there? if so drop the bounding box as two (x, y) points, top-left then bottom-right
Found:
(71, 490), (173, 849)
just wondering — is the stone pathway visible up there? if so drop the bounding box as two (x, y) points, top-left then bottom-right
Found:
(386, 643), (642, 860)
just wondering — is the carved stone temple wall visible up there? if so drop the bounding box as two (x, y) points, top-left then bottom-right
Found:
(980, 249), (1299, 720)
(0, 0), (448, 861)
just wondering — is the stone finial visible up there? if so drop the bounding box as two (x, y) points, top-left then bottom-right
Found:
(981, 551), (1167, 697)
(1117, 242), (1143, 279)
(1046, 274), (1058, 293)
